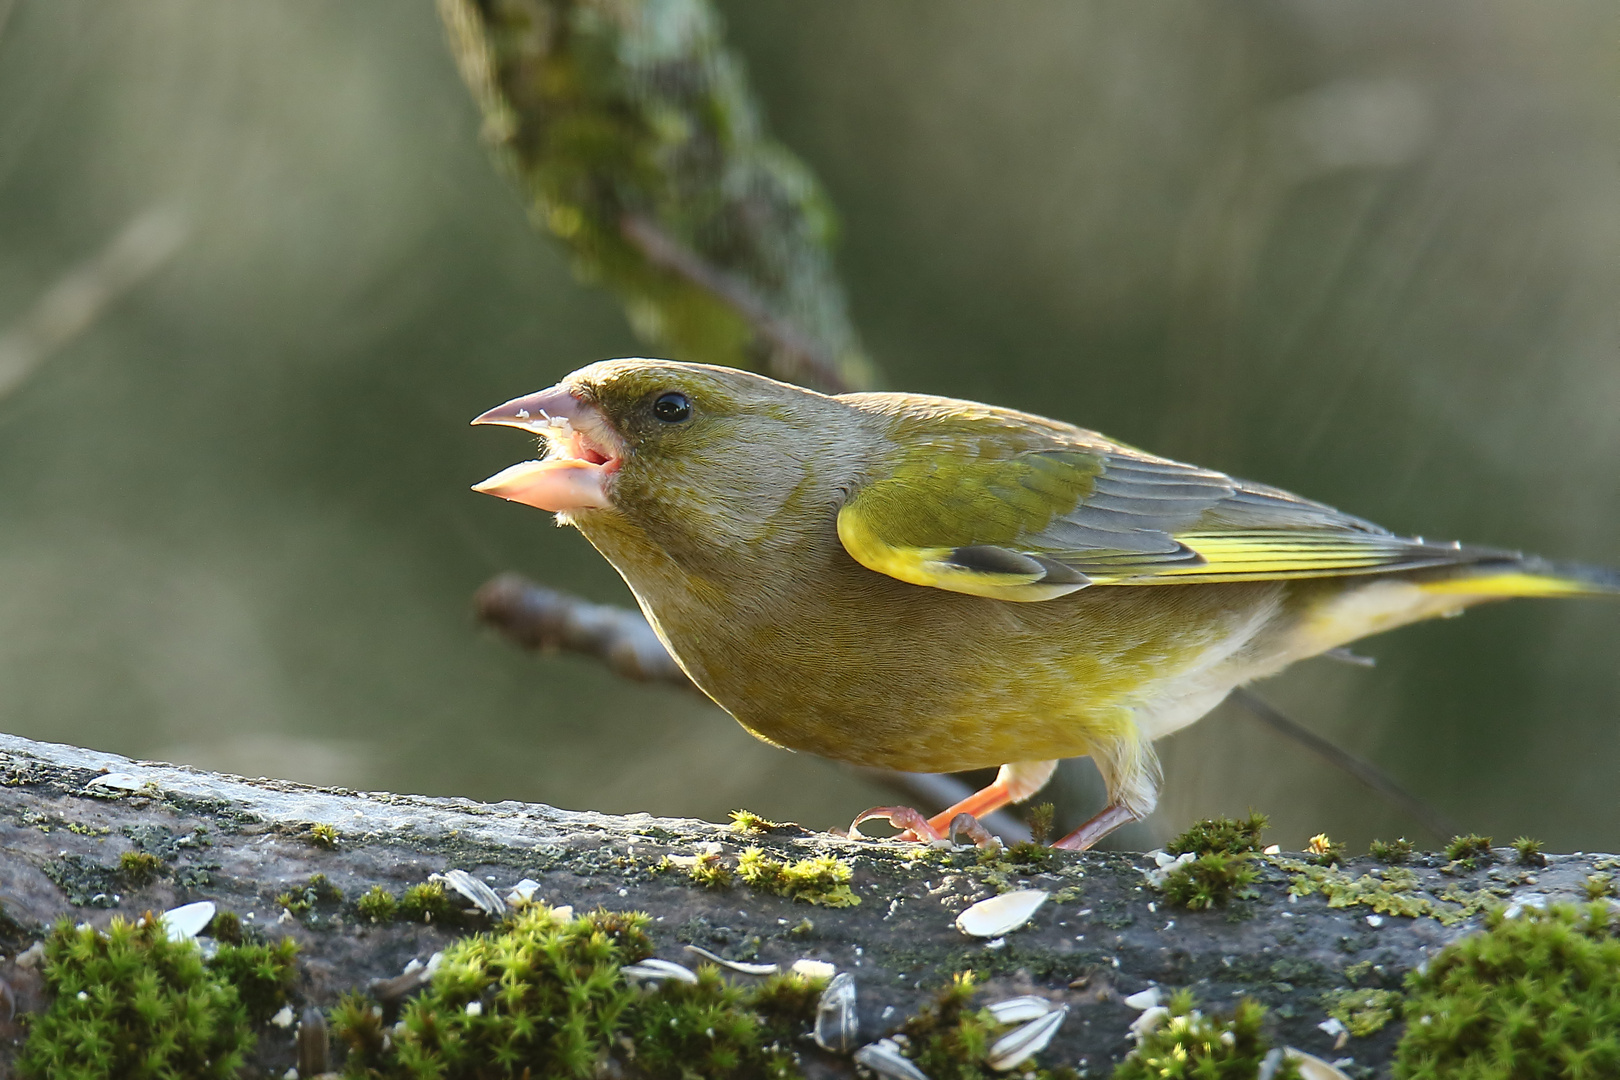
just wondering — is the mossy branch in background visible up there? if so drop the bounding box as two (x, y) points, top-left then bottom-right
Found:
(436, 0), (874, 393)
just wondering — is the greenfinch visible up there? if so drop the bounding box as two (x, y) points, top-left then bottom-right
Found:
(472, 359), (1617, 848)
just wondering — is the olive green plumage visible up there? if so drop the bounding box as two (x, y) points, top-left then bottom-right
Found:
(477, 358), (1616, 825)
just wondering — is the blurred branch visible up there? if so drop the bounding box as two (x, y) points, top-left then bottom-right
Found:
(1229, 687), (1461, 842)
(474, 572), (691, 688)
(619, 215), (852, 392)
(474, 572), (1031, 841)
(436, 0), (874, 393)
(0, 205), (188, 401)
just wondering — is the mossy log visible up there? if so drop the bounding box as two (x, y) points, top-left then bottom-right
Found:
(0, 731), (1608, 1077)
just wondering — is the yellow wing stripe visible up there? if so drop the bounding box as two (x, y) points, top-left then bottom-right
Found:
(837, 506), (1085, 601)
(1087, 531), (1436, 585)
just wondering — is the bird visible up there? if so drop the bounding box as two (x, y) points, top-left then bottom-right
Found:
(471, 358), (1617, 849)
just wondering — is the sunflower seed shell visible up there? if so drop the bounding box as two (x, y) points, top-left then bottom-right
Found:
(985, 1004), (1067, 1071)
(954, 889), (1049, 937)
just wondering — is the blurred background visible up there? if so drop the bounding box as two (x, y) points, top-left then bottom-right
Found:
(0, 1), (1614, 850)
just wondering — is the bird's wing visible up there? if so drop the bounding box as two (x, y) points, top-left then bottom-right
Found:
(836, 436), (1472, 602)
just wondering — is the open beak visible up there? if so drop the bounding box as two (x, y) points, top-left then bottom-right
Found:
(470, 386), (621, 513)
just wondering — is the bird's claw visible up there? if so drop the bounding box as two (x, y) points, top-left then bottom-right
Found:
(848, 805), (944, 842)
(945, 812), (999, 848)
(846, 806), (1000, 848)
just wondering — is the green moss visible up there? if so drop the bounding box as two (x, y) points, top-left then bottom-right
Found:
(1321, 987), (1401, 1037)
(1370, 837), (1416, 864)
(1444, 834), (1494, 871)
(1584, 873), (1616, 900)
(1166, 813), (1269, 856)
(1161, 852), (1261, 911)
(1273, 858), (1501, 926)
(622, 968), (813, 1078)
(207, 938), (300, 1024)
(1112, 990), (1298, 1080)
(308, 823), (341, 849)
(332, 902), (824, 1079)
(729, 809), (783, 834)
(1004, 836), (1060, 874)
(898, 971), (1076, 1080)
(902, 972), (994, 1077)
(331, 991), (388, 1062)
(736, 848), (859, 907)
(1025, 802), (1057, 845)
(1307, 832), (1347, 867)
(1395, 903), (1620, 1078)
(276, 873), (344, 916)
(399, 880), (453, 924)
(355, 885), (398, 924)
(691, 852), (735, 889)
(116, 849), (164, 886)
(1511, 837), (1546, 868)
(17, 913), (296, 1079)
(209, 910), (244, 945)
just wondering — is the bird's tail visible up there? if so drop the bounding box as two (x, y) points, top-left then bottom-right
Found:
(1414, 554), (1620, 599)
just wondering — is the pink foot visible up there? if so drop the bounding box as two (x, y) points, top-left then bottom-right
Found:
(945, 813), (999, 848)
(847, 805), (944, 842)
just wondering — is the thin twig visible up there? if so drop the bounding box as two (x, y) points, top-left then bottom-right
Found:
(474, 572), (1030, 838)
(1228, 686), (1462, 841)
(619, 215), (852, 395)
(474, 573), (692, 688)
(0, 205), (189, 401)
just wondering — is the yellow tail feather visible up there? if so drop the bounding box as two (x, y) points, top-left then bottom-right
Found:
(1417, 567), (1619, 599)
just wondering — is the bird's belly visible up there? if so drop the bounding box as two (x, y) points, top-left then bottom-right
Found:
(686, 595), (1274, 774)
(590, 518), (1288, 774)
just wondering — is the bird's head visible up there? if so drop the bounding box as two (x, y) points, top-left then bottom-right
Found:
(472, 358), (856, 554)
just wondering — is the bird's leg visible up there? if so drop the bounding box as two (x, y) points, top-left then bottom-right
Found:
(849, 761), (1057, 845)
(918, 760), (1058, 836)
(1051, 803), (1138, 851)
(847, 806), (944, 842)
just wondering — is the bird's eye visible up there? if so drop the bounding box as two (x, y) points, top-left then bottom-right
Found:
(652, 391), (692, 423)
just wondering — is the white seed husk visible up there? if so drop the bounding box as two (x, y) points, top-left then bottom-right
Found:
(432, 870), (506, 918)
(985, 996), (1055, 1024)
(620, 958), (698, 984)
(1123, 986), (1163, 1011)
(954, 889), (1049, 937)
(853, 1038), (931, 1080)
(813, 971), (859, 1052)
(683, 944), (780, 975)
(1284, 1048), (1354, 1080)
(161, 901), (215, 943)
(985, 1004), (1067, 1070)
(505, 878), (542, 905)
(1128, 1005), (1170, 1044)
(86, 772), (146, 792)
(791, 958), (837, 980)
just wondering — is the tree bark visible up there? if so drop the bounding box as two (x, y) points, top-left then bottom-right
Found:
(1, 731), (1598, 1077)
